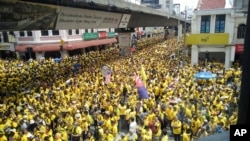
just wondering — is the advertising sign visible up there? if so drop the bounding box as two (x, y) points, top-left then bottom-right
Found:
(235, 44), (244, 54)
(186, 33), (229, 45)
(118, 33), (131, 56)
(119, 14), (131, 28)
(0, 0), (123, 31)
(83, 33), (98, 40)
(56, 6), (122, 29)
(98, 32), (108, 39)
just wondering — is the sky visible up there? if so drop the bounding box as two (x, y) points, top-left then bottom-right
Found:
(173, 0), (199, 11)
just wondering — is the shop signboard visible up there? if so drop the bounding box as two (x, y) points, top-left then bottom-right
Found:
(83, 32), (98, 40)
(108, 32), (116, 38)
(186, 33), (229, 45)
(98, 32), (108, 39)
(235, 44), (244, 54)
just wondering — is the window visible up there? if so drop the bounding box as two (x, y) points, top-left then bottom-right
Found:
(85, 29), (88, 33)
(20, 31), (25, 36)
(200, 15), (210, 33)
(68, 29), (73, 35)
(91, 29), (94, 32)
(215, 15), (226, 33)
(27, 31), (33, 36)
(41, 30), (49, 36)
(52, 30), (59, 35)
(237, 24), (246, 39)
(75, 29), (79, 34)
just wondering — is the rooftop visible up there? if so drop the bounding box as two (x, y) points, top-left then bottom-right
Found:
(197, 0), (226, 10)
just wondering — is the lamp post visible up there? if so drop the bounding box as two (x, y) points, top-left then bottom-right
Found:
(174, 3), (180, 57)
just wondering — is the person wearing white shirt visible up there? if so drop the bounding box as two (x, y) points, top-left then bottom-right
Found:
(129, 117), (137, 134)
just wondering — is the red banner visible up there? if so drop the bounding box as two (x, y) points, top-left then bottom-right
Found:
(235, 44), (244, 54)
(98, 32), (108, 39)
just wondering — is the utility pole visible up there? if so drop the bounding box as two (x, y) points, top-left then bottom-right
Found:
(183, 6), (187, 57)
(174, 4), (181, 57)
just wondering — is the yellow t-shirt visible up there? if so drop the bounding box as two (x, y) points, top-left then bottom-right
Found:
(161, 135), (168, 141)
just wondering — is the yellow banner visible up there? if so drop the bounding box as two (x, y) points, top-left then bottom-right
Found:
(186, 33), (229, 45)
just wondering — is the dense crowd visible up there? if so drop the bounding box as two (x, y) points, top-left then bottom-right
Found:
(0, 37), (241, 141)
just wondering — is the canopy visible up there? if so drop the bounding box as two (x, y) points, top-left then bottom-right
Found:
(194, 71), (217, 79)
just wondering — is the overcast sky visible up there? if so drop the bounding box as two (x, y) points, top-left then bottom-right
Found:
(173, 0), (199, 11)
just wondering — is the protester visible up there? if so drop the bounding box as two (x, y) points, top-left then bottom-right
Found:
(0, 36), (241, 141)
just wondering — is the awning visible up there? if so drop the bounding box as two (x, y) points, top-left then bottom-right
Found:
(16, 44), (61, 52)
(65, 38), (117, 50)
(33, 44), (60, 52)
(15, 44), (34, 52)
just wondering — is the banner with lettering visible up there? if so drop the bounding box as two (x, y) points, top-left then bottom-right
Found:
(56, 6), (122, 29)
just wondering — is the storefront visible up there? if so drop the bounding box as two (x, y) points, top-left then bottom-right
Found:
(0, 43), (16, 59)
(187, 33), (234, 69)
(15, 32), (117, 60)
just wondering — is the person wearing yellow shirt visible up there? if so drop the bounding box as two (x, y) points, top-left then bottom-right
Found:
(54, 132), (62, 141)
(71, 122), (82, 141)
(171, 116), (181, 141)
(142, 126), (152, 141)
(118, 103), (127, 132)
(191, 115), (201, 137)
(111, 119), (118, 138)
(0, 129), (7, 141)
(161, 129), (168, 141)
(126, 129), (138, 141)
(152, 117), (162, 141)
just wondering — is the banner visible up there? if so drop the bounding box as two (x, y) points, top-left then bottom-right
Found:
(56, 6), (122, 29)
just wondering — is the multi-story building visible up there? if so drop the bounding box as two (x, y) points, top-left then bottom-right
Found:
(187, 0), (247, 69)
(11, 28), (117, 60)
(141, 0), (174, 14)
(233, 0), (248, 61)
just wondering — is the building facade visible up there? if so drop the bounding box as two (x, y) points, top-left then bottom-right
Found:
(188, 0), (247, 69)
(11, 28), (117, 60)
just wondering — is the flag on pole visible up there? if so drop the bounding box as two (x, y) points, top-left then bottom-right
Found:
(140, 65), (147, 87)
(134, 73), (149, 100)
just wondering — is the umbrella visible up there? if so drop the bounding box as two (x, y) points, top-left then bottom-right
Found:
(194, 71), (217, 79)
(54, 58), (61, 63)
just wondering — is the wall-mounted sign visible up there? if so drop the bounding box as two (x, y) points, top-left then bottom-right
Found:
(83, 33), (98, 40)
(186, 33), (229, 45)
(56, 6), (122, 29)
(0, 43), (11, 51)
(98, 32), (108, 39)
(235, 44), (244, 54)
(119, 14), (131, 28)
(108, 32), (116, 38)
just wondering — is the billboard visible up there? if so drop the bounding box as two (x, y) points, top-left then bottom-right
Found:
(186, 33), (229, 45)
(0, 0), (127, 31)
(56, 6), (122, 29)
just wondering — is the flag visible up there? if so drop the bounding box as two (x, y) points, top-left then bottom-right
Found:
(140, 65), (147, 87)
(134, 73), (149, 100)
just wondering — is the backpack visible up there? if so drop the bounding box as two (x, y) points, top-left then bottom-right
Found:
(148, 121), (157, 134)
